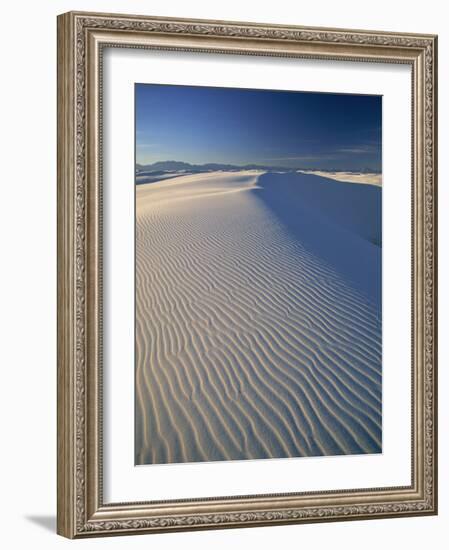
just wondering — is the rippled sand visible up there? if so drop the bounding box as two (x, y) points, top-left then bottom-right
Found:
(135, 170), (382, 465)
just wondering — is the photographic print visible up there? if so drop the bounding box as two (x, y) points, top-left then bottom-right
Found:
(134, 84), (382, 466)
(58, 12), (437, 537)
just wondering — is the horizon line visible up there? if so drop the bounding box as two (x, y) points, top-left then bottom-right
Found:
(135, 159), (382, 174)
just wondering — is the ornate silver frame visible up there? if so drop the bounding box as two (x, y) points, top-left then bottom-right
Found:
(57, 11), (438, 538)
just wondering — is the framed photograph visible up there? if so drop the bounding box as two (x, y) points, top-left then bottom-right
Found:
(57, 11), (438, 538)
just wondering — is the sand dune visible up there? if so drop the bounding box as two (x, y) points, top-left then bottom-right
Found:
(135, 170), (382, 465)
(298, 170), (382, 187)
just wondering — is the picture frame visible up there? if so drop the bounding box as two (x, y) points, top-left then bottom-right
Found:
(57, 11), (438, 538)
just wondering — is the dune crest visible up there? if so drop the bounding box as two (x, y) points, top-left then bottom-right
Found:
(135, 171), (382, 465)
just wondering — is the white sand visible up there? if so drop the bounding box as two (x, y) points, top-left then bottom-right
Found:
(135, 171), (382, 465)
(298, 170), (382, 186)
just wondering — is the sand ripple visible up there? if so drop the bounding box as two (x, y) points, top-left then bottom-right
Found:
(135, 171), (382, 465)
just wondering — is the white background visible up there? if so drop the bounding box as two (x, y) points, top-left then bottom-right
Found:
(104, 49), (411, 502)
(0, 0), (446, 549)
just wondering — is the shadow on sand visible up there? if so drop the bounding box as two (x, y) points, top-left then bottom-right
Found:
(254, 171), (382, 309)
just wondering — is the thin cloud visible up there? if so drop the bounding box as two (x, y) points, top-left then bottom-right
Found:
(336, 144), (379, 154)
(259, 155), (334, 162)
(260, 144), (379, 162)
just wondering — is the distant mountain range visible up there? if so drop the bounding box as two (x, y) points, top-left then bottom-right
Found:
(136, 160), (281, 173)
(136, 160), (380, 175)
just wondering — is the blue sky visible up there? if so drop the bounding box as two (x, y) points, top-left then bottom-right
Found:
(135, 84), (381, 171)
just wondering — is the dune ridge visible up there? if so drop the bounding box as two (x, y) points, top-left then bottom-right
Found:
(135, 171), (382, 465)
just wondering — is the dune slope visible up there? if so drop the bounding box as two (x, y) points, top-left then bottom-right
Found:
(135, 171), (382, 465)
